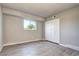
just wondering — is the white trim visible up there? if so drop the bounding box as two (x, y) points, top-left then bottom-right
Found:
(59, 43), (79, 51)
(4, 39), (43, 46)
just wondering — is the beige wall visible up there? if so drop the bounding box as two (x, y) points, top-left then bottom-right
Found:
(46, 6), (79, 50)
(3, 14), (44, 45)
(0, 6), (3, 51)
(2, 7), (45, 21)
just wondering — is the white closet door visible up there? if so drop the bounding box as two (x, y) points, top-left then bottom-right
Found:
(45, 19), (59, 43)
(45, 22), (51, 41)
(50, 20), (55, 42)
(53, 19), (60, 43)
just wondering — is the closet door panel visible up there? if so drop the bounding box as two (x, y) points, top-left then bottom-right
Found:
(45, 19), (59, 43)
(45, 22), (51, 40)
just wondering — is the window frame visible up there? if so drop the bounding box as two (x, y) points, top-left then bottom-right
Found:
(23, 19), (37, 30)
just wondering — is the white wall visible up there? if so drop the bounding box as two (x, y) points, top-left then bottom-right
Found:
(0, 6), (3, 51)
(46, 6), (79, 51)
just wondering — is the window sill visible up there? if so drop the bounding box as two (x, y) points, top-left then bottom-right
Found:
(24, 29), (36, 31)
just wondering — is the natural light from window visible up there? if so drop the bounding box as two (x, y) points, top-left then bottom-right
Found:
(24, 19), (37, 30)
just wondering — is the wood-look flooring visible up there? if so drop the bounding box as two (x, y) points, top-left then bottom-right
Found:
(0, 40), (79, 56)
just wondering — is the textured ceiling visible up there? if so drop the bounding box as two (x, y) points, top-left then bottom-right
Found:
(1, 3), (79, 18)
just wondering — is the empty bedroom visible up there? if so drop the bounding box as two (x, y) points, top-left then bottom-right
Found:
(0, 3), (79, 56)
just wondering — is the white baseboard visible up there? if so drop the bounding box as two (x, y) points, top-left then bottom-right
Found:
(4, 39), (43, 46)
(3, 39), (79, 52)
(60, 43), (79, 51)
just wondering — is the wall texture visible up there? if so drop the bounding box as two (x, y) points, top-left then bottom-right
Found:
(3, 14), (44, 45)
(0, 6), (3, 51)
(46, 6), (79, 50)
(2, 7), (45, 21)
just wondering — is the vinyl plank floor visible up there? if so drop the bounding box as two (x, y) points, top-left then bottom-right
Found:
(0, 40), (79, 56)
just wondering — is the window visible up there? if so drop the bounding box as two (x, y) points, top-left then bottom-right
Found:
(24, 19), (37, 30)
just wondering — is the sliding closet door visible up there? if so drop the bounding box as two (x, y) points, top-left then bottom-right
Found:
(45, 19), (59, 43)
(54, 19), (60, 43)
(45, 21), (53, 41)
